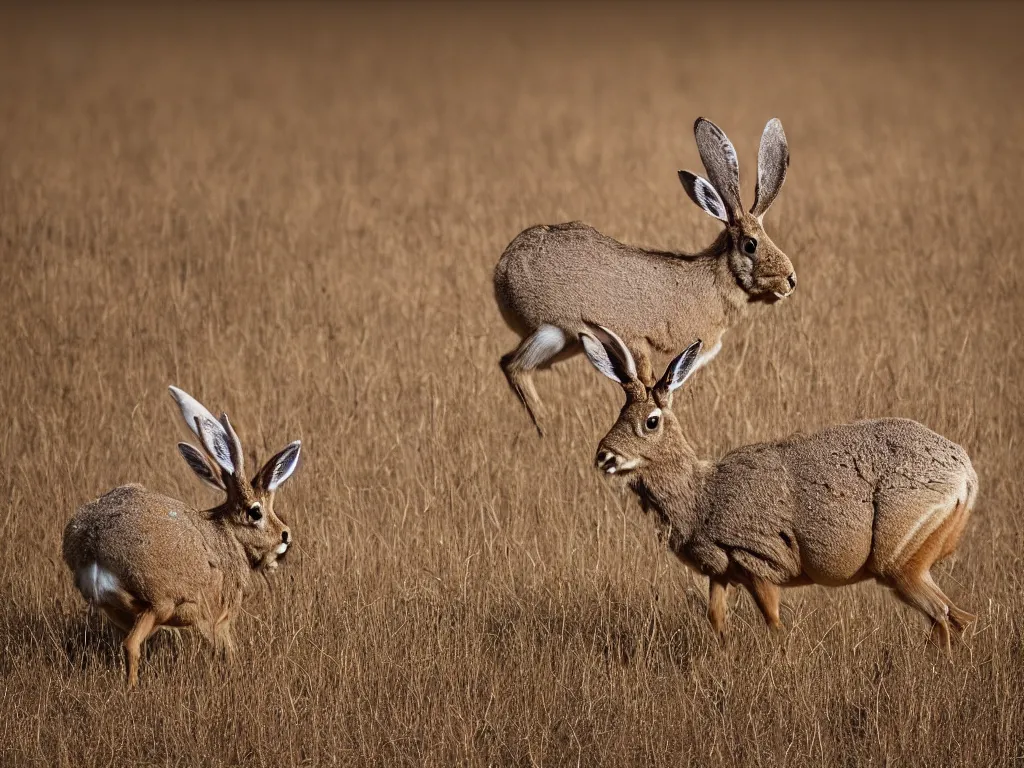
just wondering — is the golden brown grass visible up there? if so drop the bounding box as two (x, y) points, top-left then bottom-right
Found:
(1, 3), (1023, 765)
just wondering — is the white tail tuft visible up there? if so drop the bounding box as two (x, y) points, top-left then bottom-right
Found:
(77, 562), (121, 604)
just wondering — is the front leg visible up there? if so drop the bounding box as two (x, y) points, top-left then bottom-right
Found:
(708, 577), (730, 642)
(213, 588), (243, 663)
(747, 577), (783, 632)
(214, 618), (237, 663)
(191, 568), (227, 653)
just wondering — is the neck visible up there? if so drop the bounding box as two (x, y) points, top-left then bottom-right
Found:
(648, 230), (749, 325)
(709, 234), (750, 321)
(204, 501), (232, 520)
(644, 228), (728, 262)
(202, 503), (261, 578)
(627, 440), (707, 541)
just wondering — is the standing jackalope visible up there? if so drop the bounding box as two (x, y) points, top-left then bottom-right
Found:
(494, 117), (795, 435)
(62, 386), (302, 687)
(579, 326), (978, 649)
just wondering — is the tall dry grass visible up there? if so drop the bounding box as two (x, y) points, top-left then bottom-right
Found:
(1, 3), (1022, 765)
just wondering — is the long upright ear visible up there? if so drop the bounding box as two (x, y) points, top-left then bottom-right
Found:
(750, 118), (789, 219)
(169, 386), (219, 442)
(177, 442), (226, 491)
(219, 413), (245, 478)
(694, 117), (742, 219)
(253, 441), (302, 493)
(678, 171), (729, 222)
(579, 325), (638, 385)
(655, 339), (704, 396)
(194, 414), (236, 475)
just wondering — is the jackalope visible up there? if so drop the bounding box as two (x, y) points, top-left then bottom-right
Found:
(63, 387), (302, 687)
(495, 117), (795, 434)
(580, 326), (977, 649)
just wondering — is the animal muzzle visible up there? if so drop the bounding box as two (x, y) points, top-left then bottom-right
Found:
(595, 449), (642, 475)
(273, 532), (290, 561)
(768, 272), (797, 301)
(262, 533), (291, 571)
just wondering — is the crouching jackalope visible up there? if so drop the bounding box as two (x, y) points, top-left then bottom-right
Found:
(494, 116), (796, 435)
(63, 387), (302, 687)
(580, 327), (978, 650)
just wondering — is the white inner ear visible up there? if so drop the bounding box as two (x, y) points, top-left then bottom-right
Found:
(177, 442), (224, 491)
(692, 176), (728, 222)
(196, 415), (235, 474)
(667, 346), (703, 391)
(169, 386), (219, 442)
(668, 361), (697, 391)
(595, 325), (638, 380)
(581, 334), (627, 384)
(268, 442), (301, 491)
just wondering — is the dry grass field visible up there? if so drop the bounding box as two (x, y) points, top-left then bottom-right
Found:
(1, 2), (1023, 765)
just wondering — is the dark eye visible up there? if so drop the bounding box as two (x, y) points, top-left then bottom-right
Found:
(247, 504), (263, 522)
(645, 414), (660, 431)
(743, 238), (758, 256)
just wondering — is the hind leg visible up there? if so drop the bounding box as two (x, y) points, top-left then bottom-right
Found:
(926, 506), (976, 629)
(123, 609), (159, 689)
(874, 487), (977, 650)
(923, 572), (976, 633)
(500, 324), (569, 436)
(935, 500), (972, 582)
(887, 572), (953, 652)
(884, 523), (958, 652)
(919, 501), (976, 634)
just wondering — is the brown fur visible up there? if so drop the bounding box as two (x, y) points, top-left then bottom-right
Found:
(62, 389), (301, 688)
(582, 330), (978, 649)
(494, 118), (795, 434)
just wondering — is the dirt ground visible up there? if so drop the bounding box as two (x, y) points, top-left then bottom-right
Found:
(1, 2), (1022, 765)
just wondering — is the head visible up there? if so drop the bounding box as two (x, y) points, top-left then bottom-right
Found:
(580, 326), (704, 478)
(169, 386), (301, 572)
(678, 117), (795, 302)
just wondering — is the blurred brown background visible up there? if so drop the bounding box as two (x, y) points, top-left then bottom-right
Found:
(1, 2), (1022, 766)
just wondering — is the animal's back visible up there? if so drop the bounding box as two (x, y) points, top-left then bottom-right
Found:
(784, 418), (975, 580)
(494, 222), (716, 338)
(701, 418), (975, 585)
(781, 417), (975, 509)
(63, 484), (213, 607)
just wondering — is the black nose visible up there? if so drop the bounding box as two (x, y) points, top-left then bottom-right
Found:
(281, 530), (290, 544)
(787, 273), (797, 289)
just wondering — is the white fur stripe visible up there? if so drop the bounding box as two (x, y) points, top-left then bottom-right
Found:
(693, 176), (728, 222)
(885, 477), (968, 569)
